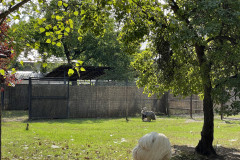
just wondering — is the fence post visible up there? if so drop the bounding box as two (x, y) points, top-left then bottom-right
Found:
(166, 91), (170, 116)
(190, 94), (193, 118)
(125, 79), (129, 121)
(28, 77), (32, 120)
(67, 78), (70, 118)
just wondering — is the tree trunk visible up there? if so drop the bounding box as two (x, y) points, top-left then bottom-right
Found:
(0, 102), (1, 159)
(195, 45), (216, 156)
(63, 43), (71, 64)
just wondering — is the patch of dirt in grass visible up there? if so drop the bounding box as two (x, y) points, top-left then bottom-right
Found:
(172, 145), (240, 160)
(2, 117), (28, 122)
(2, 111), (28, 122)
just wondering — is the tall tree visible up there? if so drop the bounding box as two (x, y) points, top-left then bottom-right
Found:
(107, 0), (240, 157)
(10, 2), (135, 80)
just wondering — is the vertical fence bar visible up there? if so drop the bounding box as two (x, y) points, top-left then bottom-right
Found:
(166, 91), (170, 116)
(190, 94), (193, 118)
(28, 77), (32, 119)
(67, 78), (70, 118)
(125, 80), (129, 121)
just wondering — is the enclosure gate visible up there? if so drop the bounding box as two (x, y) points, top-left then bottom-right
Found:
(28, 77), (69, 119)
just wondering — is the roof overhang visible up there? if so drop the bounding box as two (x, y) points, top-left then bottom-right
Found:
(45, 64), (111, 80)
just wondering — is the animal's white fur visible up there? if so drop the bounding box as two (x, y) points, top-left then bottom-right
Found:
(133, 132), (172, 160)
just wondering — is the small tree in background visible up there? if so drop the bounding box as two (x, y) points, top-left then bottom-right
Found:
(0, 20), (19, 159)
(0, 21), (18, 86)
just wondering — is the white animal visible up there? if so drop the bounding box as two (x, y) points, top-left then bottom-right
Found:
(132, 132), (172, 160)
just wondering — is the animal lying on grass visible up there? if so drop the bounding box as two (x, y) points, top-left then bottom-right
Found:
(133, 132), (172, 160)
(141, 107), (156, 122)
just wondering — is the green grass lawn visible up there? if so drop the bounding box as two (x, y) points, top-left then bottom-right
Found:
(2, 111), (240, 160)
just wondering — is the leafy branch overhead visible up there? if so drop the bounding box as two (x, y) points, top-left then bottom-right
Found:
(68, 60), (85, 77)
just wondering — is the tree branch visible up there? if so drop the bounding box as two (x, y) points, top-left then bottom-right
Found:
(169, 0), (190, 25)
(131, 0), (167, 28)
(0, 0), (31, 25)
(207, 36), (237, 45)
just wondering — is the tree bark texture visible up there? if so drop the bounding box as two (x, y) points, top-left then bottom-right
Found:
(195, 45), (216, 156)
(63, 43), (71, 64)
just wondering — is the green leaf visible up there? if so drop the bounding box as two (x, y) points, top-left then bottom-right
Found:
(42, 63), (47, 68)
(38, 19), (43, 25)
(64, 32), (69, 36)
(56, 31), (61, 34)
(78, 36), (82, 42)
(70, 23), (73, 29)
(39, 28), (45, 33)
(58, 35), (62, 39)
(56, 15), (62, 20)
(0, 69), (5, 76)
(74, 11), (79, 16)
(56, 42), (62, 47)
(80, 67), (86, 71)
(65, 27), (70, 33)
(68, 69), (74, 76)
(53, 26), (58, 30)
(81, 10), (85, 15)
(11, 68), (16, 74)
(63, 3), (68, 7)
(77, 60), (84, 65)
(58, 1), (62, 6)
(20, 61), (24, 66)
(46, 39), (51, 43)
(46, 32), (50, 36)
(69, 19), (73, 24)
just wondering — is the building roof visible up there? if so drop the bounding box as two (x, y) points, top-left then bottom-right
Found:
(15, 71), (43, 80)
(45, 64), (110, 80)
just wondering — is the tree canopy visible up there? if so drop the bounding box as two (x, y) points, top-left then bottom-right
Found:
(114, 0), (240, 156)
(9, 0), (136, 80)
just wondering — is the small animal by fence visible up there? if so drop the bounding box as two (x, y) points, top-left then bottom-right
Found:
(141, 107), (156, 122)
(132, 132), (172, 160)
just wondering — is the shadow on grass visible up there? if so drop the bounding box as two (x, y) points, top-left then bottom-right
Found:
(172, 145), (240, 160)
(27, 117), (116, 124)
(3, 110), (135, 124)
(27, 116), (159, 124)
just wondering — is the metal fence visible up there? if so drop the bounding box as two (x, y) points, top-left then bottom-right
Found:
(3, 79), (204, 119)
(28, 78), (69, 119)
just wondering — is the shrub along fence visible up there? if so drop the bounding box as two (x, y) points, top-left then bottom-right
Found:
(3, 83), (203, 119)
